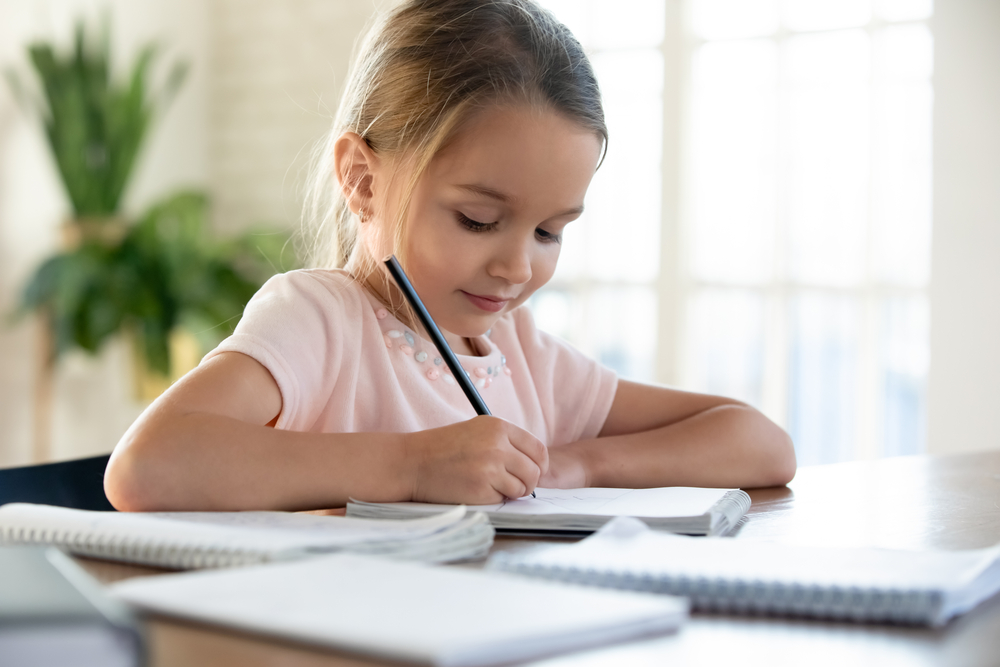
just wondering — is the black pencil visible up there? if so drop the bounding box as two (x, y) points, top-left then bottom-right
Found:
(383, 255), (536, 498)
(384, 255), (490, 415)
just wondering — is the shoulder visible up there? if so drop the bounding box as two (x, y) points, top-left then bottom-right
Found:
(211, 269), (371, 428)
(257, 268), (363, 304)
(247, 269), (368, 318)
(231, 268), (374, 346)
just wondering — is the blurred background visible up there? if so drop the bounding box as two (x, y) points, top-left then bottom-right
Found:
(0, 0), (996, 469)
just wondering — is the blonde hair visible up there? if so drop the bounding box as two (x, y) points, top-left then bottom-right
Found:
(302, 0), (607, 271)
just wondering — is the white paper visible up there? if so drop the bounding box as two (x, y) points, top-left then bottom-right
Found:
(0, 503), (491, 565)
(112, 553), (688, 667)
(359, 487), (734, 518)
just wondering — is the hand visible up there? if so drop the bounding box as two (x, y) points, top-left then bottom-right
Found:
(538, 446), (589, 489)
(404, 416), (548, 505)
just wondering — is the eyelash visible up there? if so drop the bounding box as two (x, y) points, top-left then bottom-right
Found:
(455, 213), (561, 244)
(456, 213), (496, 233)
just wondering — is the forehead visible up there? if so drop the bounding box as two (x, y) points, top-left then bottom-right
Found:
(425, 105), (603, 207)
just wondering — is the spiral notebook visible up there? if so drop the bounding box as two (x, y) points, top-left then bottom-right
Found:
(0, 503), (493, 569)
(112, 552), (688, 667)
(348, 486), (751, 536)
(488, 517), (1000, 627)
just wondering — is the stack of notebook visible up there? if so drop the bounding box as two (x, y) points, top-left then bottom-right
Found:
(348, 486), (751, 536)
(0, 502), (694, 666)
(0, 502), (493, 568)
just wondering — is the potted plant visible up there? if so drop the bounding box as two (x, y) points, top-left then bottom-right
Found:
(6, 19), (294, 457)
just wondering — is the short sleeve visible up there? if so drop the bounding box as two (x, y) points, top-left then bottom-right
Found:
(509, 307), (618, 445)
(202, 270), (353, 431)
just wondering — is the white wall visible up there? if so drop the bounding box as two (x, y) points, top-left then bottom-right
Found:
(208, 0), (383, 234)
(928, 0), (1000, 455)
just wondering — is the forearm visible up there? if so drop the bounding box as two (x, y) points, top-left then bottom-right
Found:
(106, 412), (412, 512)
(567, 404), (796, 489)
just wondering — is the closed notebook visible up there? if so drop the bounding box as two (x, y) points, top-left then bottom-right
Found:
(112, 552), (688, 667)
(0, 546), (144, 667)
(487, 517), (1000, 627)
(0, 502), (493, 569)
(348, 486), (750, 536)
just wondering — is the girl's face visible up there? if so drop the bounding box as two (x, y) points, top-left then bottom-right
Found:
(374, 105), (602, 353)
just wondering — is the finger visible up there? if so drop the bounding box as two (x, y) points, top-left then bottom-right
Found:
(492, 470), (530, 500)
(501, 447), (542, 495)
(505, 425), (549, 473)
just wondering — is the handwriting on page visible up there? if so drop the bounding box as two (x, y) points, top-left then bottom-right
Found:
(492, 489), (634, 515)
(481, 487), (732, 518)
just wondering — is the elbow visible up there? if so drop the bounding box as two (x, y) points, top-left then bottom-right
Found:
(768, 430), (797, 486)
(734, 404), (796, 488)
(104, 445), (145, 512)
(104, 428), (168, 512)
(756, 423), (796, 488)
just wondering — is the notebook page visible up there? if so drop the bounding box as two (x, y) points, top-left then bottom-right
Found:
(360, 487), (736, 517)
(496, 487), (734, 517)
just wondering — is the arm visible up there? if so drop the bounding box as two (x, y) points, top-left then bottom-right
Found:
(539, 379), (796, 490)
(104, 351), (547, 512)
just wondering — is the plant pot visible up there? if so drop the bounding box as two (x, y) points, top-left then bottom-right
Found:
(62, 216), (129, 250)
(130, 328), (202, 402)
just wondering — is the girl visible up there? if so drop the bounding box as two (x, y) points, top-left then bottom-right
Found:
(105, 0), (795, 512)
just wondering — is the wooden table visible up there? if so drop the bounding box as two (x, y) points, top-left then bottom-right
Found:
(79, 452), (1000, 666)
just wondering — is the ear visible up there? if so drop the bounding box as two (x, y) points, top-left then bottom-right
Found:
(333, 132), (379, 220)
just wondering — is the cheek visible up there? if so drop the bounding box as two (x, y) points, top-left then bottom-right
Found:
(401, 230), (470, 300)
(405, 226), (457, 277)
(532, 246), (560, 286)
(406, 217), (488, 282)
(508, 246), (559, 310)
(401, 191), (458, 264)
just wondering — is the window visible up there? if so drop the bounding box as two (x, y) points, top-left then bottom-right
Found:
(532, 0), (666, 383)
(534, 0), (932, 465)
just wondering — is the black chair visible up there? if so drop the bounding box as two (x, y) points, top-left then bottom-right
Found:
(0, 454), (116, 511)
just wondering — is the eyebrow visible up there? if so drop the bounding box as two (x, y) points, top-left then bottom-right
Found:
(456, 183), (585, 217)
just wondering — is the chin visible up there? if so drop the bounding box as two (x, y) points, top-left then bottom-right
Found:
(453, 313), (504, 339)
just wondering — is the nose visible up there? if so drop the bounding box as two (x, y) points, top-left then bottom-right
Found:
(487, 233), (533, 285)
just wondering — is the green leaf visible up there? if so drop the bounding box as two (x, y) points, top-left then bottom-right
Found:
(9, 18), (189, 216)
(17, 187), (298, 374)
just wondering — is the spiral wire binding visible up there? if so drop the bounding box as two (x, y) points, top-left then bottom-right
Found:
(492, 555), (943, 625)
(1, 523), (268, 569)
(708, 491), (752, 535)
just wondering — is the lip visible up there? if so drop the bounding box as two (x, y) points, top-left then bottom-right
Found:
(462, 291), (511, 313)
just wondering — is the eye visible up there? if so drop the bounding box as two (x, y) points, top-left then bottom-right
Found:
(456, 212), (497, 233)
(535, 227), (562, 244)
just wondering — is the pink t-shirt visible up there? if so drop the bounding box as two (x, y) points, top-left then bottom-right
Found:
(205, 269), (618, 446)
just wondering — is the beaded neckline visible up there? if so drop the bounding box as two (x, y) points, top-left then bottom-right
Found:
(368, 300), (511, 389)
